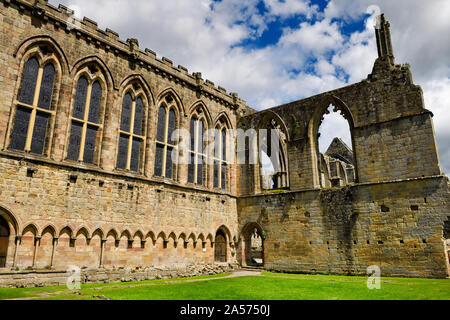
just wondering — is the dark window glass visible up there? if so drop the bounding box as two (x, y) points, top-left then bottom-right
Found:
(88, 81), (101, 124)
(67, 121), (83, 161)
(156, 106), (166, 142)
(83, 125), (97, 164)
(120, 93), (132, 132)
(73, 76), (88, 119)
(154, 143), (164, 177)
(168, 109), (176, 145)
(198, 120), (204, 154)
(18, 58), (39, 105)
(37, 63), (55, 110)
(190, 118), (195, 151)
(222, 130), (226, 161)
(165, 146), (174, 178)
(134, 97), (144, 136)
(221, 163), (227, 190)
(116, 134), (128, 170)
(30, 111), (49, 155)
(188, 152), (195, 183)
(213, 160), (219, 188)
(9, 106), (31, 151)
(214, 129), (220, 159)
(130, 138), (141, 172)
(197, 155), (203, 186)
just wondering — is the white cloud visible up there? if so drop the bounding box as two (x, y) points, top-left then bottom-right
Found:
(423, 77), (450, 174)
(279, 19), (343, 55)
(263, 0), (318, 18)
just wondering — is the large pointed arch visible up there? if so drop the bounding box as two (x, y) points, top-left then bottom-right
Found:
(70, 55), (115, 89)
(155, 87), (185, 117)
(188, 100), (213, 128)
(119, 74), (155, 107)
(213, 111), (233, 130)
(0, 206), (20, 236)
(14, 35), (69, 75)
(257, 110), (290, 190)
(308, 95), (358, 187)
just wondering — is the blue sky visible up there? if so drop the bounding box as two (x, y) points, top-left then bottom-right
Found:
(48, 0), (450, 174)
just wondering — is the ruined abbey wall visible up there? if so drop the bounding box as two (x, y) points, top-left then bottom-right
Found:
(0, 0), (448, 286)
(238, 176), (450, 278)
(0, 0), (243, 276)
(235, 15), (449, 278)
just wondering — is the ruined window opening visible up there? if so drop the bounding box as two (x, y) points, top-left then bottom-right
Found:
(117, 88), (146, 173)
(317, 104), (355, 188)
(10, 56), (56, 155)
(188, 113), (207, 186)
(67, 73), (104, 165)
(259, 118), (288, 190)
(154, 97), (178, 179)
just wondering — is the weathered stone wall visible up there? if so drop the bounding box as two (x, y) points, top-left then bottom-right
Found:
(238, 176), (450, 278)
(0, 263), (238, 288)
(0, 154), (239, 271)
(0, 0), (241, 280)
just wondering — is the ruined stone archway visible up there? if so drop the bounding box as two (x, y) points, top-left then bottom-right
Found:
(0, 216), (10, 268)
(241, 222), (264, 267)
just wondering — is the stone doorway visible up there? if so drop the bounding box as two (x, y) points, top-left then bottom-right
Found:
(214, 230), (227, 262)
(0, 216), (9, 268)
(242, 223), (264, 267)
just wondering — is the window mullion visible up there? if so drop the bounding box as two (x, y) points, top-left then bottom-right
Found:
(78, 82), (93, 162)
(24, 66), (44, 152)
(218, 128), (222, 188)
(194, 119), (199, 184)
(126, 99), (136, 171)
(161, 107), (169, 177)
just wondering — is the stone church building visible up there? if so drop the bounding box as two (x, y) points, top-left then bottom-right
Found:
(0, 0), (449, 286)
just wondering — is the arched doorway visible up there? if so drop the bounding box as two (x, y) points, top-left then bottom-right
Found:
(242, 223), (264, 267)
(214, 230), (227, 262)
(0, 216), (10, 268)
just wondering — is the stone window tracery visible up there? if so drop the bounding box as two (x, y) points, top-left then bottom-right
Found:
(67, 68), (105, 165)
(10, 54), (57, 155)
(188, 110), (207, 186)
(213, 121), (229, 191)
(154, 95), (178, 179)
(116, 87), (147, 173)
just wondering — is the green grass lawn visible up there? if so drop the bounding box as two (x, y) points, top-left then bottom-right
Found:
(0, 272), (448, 300)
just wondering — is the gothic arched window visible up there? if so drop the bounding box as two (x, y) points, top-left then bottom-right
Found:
(188, 114), (207, 186)
(213, 122), (229, 190)
(116, 89), (146, 173)
(154, 96), (178, 179)
(67, 73), (104, 165)
(10, 57), (56, 155)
